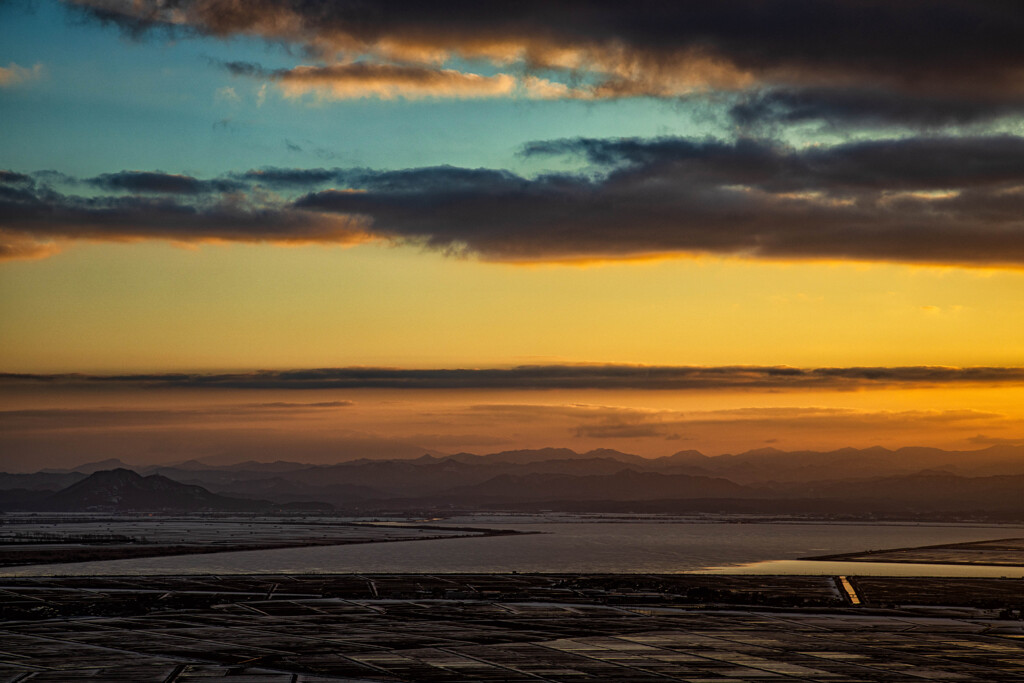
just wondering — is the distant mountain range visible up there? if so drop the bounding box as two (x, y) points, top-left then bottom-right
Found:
(4, 445), (1024, 517)
(1, 469), (272, 512)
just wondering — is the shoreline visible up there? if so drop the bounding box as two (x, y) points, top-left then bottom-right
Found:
(0, 524), (538, 568)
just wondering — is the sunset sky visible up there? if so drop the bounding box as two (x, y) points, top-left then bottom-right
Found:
(2, 1), (1023, 470)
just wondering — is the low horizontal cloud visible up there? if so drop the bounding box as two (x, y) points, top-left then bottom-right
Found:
(0, 169), (368, 258)
(4, 365), (1024, 392)
(579, 407), (1002, 438)
(237, 167), (339, 188)
(0, 171), (34, 185)
(0, 401), (353, 432)
(224, 60), (521, 101)
(88, 171), (244, 194)
(730, 87), (1024, 129)
(677, 406), (1001, 427)
(451, 403), (1009, 445)
(967, 434), (1024, 447)
(523, 135), (1024, 190)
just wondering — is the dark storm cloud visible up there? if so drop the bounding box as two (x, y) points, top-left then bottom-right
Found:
(68, 1), (1024, 102)
(235, 162), (527, 192)
(0, 174), (367, 257)
(293, 135), (1024, 266)
(730, 88), (1024, 129)
(221, 60), (263, 78)
(3, 366), (1024, 391)
(340, 166), (528, 193)
(88, 170), (244, 194)
(0, 181), (40, 204)
(5, 132), (1024, 264)
(0, 170), (34, 186)
(524, 136), (1024, 190)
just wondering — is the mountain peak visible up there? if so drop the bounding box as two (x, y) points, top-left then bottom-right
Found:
(43, 468), (269, 512)
(661, 449), (708, 462)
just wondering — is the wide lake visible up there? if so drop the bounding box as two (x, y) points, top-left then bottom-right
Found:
(4, 515), (1023, 577)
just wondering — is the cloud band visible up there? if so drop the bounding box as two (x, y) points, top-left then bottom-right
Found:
(3, 365), (1023, 391)
(5, 134), (1024, 266)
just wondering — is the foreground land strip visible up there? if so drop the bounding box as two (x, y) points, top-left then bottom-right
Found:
(804, 537), (1024, 567)
(0, 516), (527, 568)
(1, 574), (1023, 682)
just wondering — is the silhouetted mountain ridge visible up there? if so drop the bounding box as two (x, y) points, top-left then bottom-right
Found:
(40, 469), (271, 512)
(4, 445), (1024, 515)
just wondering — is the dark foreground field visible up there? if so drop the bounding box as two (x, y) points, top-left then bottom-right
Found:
(1, 573), (1022, 682)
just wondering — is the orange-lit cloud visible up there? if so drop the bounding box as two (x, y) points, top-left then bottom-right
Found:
(70, 1), (1024, 94)
(68, 0), (1024, 123)
(224, 61), (519, 101)
(222, 60), (599, 102)
(0, 231), (61, 261)
(0, 62), (43, 87)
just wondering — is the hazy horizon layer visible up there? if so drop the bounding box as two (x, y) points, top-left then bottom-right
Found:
(3, 379), (1023, 470)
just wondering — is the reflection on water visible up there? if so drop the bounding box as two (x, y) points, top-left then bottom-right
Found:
(2, 518), (1021, 577)
(696, 559), (1024, 577)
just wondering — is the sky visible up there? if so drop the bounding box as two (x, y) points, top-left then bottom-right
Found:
(2, 0), (1024, 469)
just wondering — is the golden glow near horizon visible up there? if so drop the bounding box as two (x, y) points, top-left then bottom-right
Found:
(3, 240), (1023, 465)
(4, 2), (1024, 468)
(2, 241), (1022, 373)
(2, 383), (1023, 470)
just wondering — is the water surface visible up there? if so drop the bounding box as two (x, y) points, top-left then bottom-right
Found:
(4, 517), (1020, 576)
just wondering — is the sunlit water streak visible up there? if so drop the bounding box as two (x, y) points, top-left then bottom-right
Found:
(697, 559), (1024, 577)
